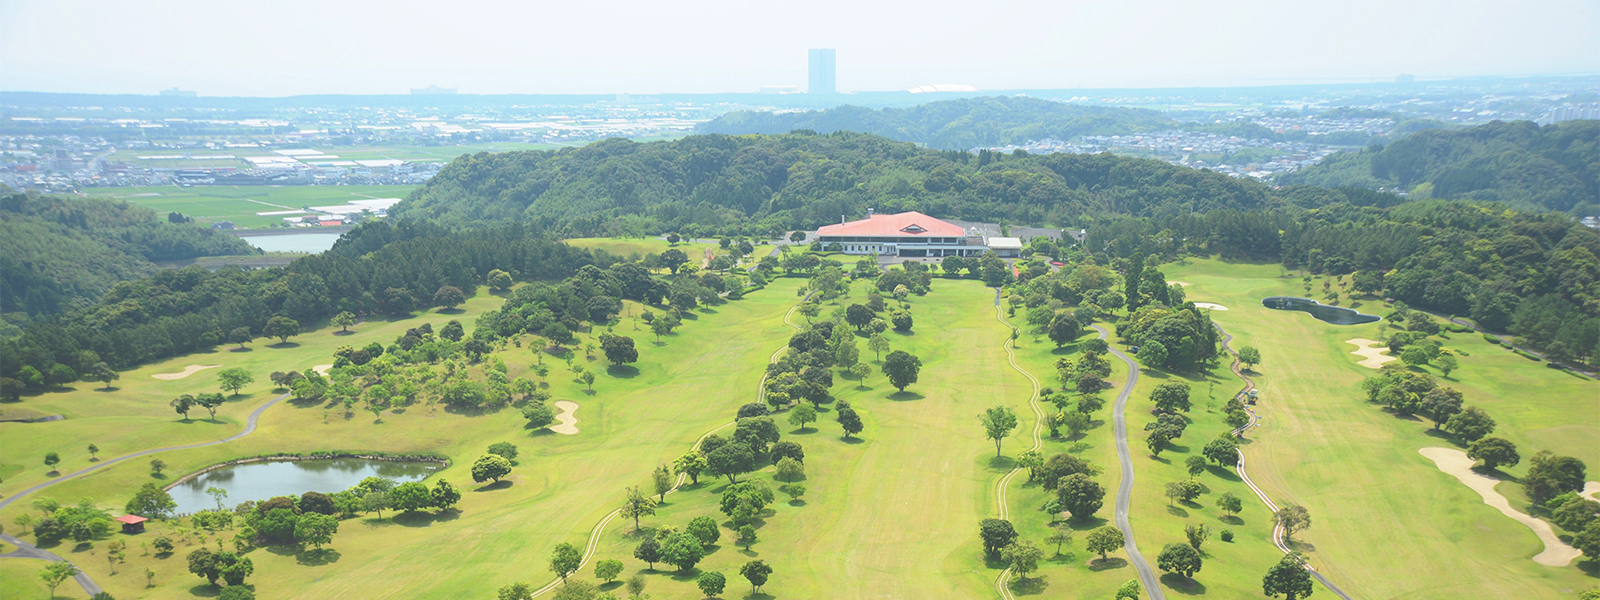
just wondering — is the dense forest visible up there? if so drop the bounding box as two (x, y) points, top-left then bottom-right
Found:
(393, 131), (1274, 236)
(1279, 120), (1600, 215)
(0, 191), (257, 329)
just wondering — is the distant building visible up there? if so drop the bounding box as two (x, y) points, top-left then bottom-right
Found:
(411, 85), (457, 95)
(759, 85), (800, 94)
(1541, 103), (1600, 125)
(907, 84), (979, 94)
(817, 210), (995, 257)
(808, 49), (836, 94)
(211, 221), (235, 230)
(159, 87), (196, 97)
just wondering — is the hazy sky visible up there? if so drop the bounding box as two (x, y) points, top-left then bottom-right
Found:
(3, 0), (1597, 96)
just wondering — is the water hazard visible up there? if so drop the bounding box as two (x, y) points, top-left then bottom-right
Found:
(168, 458), (440, 514)
(1261, 296), (1381, 325)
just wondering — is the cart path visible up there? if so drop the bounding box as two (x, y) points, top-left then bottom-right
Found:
(1215, 322), (1353, 600)
(530, 298), (812, 598)
(989, 291), (1045, 600)
(0, 532), (105, 596)
(1092, 324), (1166, 600)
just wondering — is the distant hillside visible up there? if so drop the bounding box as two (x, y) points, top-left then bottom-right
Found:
(697, 96), (1178, 150)
(0, 192), (258, 329)
(393, 131), (1276, 236)
(1279, 120), (1600, 214)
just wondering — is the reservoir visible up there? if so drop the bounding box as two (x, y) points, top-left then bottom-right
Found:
(168, 458), (440, 515)
(240, 232), (342, 254)
(1261, 296), (1381, 325)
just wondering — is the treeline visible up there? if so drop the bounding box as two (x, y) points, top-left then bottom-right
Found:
(394, 130), (1274, 237)
(1280, 119), (1600, 215)
(0, 191), (257, 325)
(0, 223), (600, 387)
(1087, 199), (1600, 365)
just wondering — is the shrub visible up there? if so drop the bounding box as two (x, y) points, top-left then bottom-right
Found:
(1481, 333), (1498, 344)
(1219, 529), (1234, 542)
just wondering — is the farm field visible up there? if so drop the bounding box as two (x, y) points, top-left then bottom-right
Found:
(74, 185), (418, 229)
(1161, 258), (1598, 599)
(105, 142), (565, 168)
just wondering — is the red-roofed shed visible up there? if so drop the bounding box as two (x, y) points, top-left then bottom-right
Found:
(115, 514), (148, 534)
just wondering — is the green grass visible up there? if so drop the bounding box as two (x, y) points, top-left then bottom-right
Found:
(0, 557), (79, 600)
(76, 185), (418, 229)
(1158, 257), (1598, 599)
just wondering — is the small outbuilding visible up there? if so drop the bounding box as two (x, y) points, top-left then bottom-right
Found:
(115, 514), (148, 534)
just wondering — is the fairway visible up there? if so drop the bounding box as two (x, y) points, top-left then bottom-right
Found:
(77, 185), (418, 229)
(1163, 258), (1598, 599)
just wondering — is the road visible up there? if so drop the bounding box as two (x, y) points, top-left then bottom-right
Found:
(1214, 322), (1353, 600)
(0, 391), (293, 597)
(1091, 324), (1165, 600)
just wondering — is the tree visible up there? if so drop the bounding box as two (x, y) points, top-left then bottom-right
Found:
(652, 464), (673, 502)
(44, 452), (60, 473)
(1146, 427), (1178, 456)
(1157, 542), (1202, 579)
(361, 490), (391, 520)
(1466, 437), (1520, 469)
(487, 269), (514, 292)
(498, 582), (534, 600)
(1044, 525), (1073, 556)
(1523, 450), (1588, 503)
(740, 559), (773, 592)
(472, 454), (513, 483)
(487, 442), (519, 461)
(980, 406), (1019, 457)
(150, 458), (167, 475)
(686, 516), (721, 547)
(390, 481), (433, 513)
(1203, 437), (1239, 466)
(550, 542), (583, 582)
(788, 404), (817, 430)
(1137, 340), (1169, 369)
(845, 304), (875, 331)
(1002, 541), (1043, 582)
(706, 443), (756, 483)
(867, 333), (891, 361)
(40, 561), (80, 597)
(1086, 526), (1124, 561)
(432, 479), (461, 511)
(775, 457), (805, 482)
(1436, 353), (1458, 377)
(1185, 523), (1210, 551)
(1116, 580), (1142, 600)
(674, 451), (708, 485)
(197, 393), (226, 420)
(1418, 387), (1463, 430)
(882, 350), (922, 391)
(49, 364), (77, 389)
(1185, 455), (1208, 479)
(229, 327), (253, 350)
(295, 513), (338, 550)
(434, 285), (467, 309)
(1444, 405), (1495, 441)
(127, 483), (177, 518)
(1048, 314), (1081, 348)
(580, 371), (596, 392)
(602, 335), (638, 366)
(1062, 411), (1090, 440)
(738, 524), (757, 548)
(621, 486), (657, 531)
(1262, 552), (1315, 599)
(1151, 382), (1191, 413)
(979, 518), (1019, 559)
(686, 570), (724, 598)
(217, 368), (253, 396)
(660, 532), (705, 573)
(634, 537), (662, 570)
(331, 311), (356, 333)
(88, 362), (119, 389)
(660, 248), (689, 273)
(1401, 345), (1430, 367)
(1276, 505), (1312, 541)
(1057, 474), (1105, 521)
(591, 558), (623, 583)
(1238, 346), (1262, 370)
(1165, 480), (1201, 505)
(836, 406), (864, 439)
(263, 316), (300, 344)
(1216, 492), (1243, 517)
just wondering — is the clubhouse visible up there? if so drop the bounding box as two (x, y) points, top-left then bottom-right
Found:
(816, 210), (1021, 258)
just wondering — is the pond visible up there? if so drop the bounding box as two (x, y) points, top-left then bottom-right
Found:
(168, 458), (441, 515)
(1261, 296), (1381, 325)
(239, 232), (342, 254)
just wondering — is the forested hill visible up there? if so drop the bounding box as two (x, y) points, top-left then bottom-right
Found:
(1278, 119), (1600, 215)
(0, 192), (257, 327)
(393, 131), (1276, 236)
(697, 96), (1177, 150)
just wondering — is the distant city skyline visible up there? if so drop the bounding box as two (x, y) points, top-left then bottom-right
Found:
(1, 0), (1597, 96)
(809, 49), (837, 94)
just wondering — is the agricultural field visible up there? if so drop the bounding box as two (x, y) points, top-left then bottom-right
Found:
(74, 185), (418, 229)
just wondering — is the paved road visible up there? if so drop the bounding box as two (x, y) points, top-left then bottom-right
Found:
(0, 391), (292, 596)
(1091, 325), (1165, 600)
(1215, 322), (1353, 600)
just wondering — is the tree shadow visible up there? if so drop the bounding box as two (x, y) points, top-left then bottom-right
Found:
(1087, 557), (1127, 571)
(392, 510), (461, 527)
(839, 437), (865, 445)
(93, 386), (122, 393)
(1204, 465), (1241, 482)
(987, 455), (1016, 471)
(296, 548), (341, 566)
(607, 365), (640, 378)
(1166, 505), (1190, 518)
(437, 307), (465, 314)
(1009, 574), (1049, 595)
(229, 347), (253, 353)
(1160, 573), (1206, 595)
(188, 583), (224, 597)
(1219, 515), (1244, 526)
(1285, 540), (1317, 553)
(473, 480), (512, 492)
(887, 391), (923, 401)
(332, 330), (355, 336)
(269, 342), (301, 349)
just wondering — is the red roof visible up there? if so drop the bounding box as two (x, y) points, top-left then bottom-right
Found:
(816, 211), (966, 238)
(115, 515), (149, 524)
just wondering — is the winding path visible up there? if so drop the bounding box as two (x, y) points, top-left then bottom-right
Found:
(1092, 324), (1165, 600)
(1214, 322), (1353, 600)
(530, 299), (811, 598)
(0, 390), (294, 596)
(988, 292), (1045, 600)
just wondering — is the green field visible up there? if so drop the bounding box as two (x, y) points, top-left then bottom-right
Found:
(76, 185), (418, 229)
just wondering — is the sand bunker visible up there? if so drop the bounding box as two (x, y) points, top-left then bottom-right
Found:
(1346, 338), (1396, 369)
(1582, 481), (1600, 502)
(311, 364), (333, 376)
(152, 364), (220, 380)
(1419, 447), (1580, 566)
(1193, 302), (1228, 311)
(550, 401), (580, 435)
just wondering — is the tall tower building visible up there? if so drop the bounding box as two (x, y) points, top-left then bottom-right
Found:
(808, 49), (836, 94)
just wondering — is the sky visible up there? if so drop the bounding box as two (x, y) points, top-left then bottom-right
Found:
(2, 0), (1598, 96)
